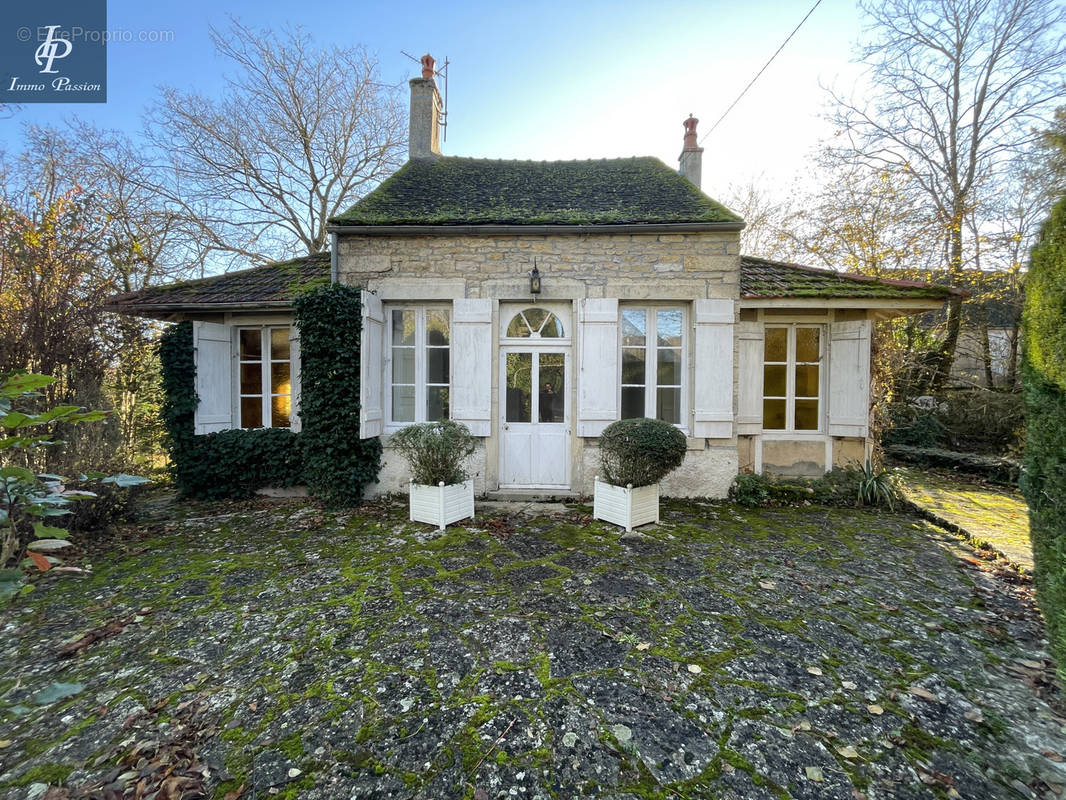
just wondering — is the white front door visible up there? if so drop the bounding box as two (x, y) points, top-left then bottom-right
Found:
(499, 347), (570, 488)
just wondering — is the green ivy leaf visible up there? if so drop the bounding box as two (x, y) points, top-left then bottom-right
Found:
(0, 466), (35, 482)
(32, 522), (69, 540)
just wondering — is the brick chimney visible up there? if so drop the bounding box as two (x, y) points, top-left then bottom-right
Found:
(409, 53), (442, 160)
(678, 115), (704, 188)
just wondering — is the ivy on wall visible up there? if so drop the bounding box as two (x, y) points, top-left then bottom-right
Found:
(294, 285), (382, 507)
(157, 284), (381, 505)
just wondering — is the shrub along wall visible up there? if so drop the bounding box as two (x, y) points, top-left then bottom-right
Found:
(157, 285), (381, 505)
(1022, 194), (1066, 677)
(293, 285), (381, 507)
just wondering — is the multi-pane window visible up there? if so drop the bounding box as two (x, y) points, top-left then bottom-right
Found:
(763, 325), (822, 431)
(620, 307), (684, 425)
(389, 307), (450, 424)
(239, 327), (292, 428)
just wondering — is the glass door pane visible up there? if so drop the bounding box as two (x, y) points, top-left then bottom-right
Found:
(506, 352), (532, 423)
(538, 353), (564, 423)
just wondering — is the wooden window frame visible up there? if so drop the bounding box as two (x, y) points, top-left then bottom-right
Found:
(762, 323), (824, 434)
(237, 326), (292, 429)
(386, 305), (451, 428)
(618, 305), (687, 428)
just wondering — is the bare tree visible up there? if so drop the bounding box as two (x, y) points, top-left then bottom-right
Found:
(146, 20), (406, 266)
(724, 179), (798, 261)
(826, 0), (1066, 391)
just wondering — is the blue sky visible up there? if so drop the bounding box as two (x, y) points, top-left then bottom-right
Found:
(1, 0), (865, 197)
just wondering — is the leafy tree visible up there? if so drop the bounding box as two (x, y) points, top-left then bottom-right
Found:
(827, 0), (1066, 391)
(146, 20), (406, 265)
(1, 124), (196, 474)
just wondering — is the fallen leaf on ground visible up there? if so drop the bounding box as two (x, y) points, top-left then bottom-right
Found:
(807, 666), (823, 676)
(1042, 748), (1065, 762)
(636, 642), (650, 651)
(805, 766), (824, 781)
(759, 580), (776, 590)
(908, 686), (938, 702)
(687, 664), (702, 674)
(837, 745), (860, 759)
(866, 704), (884, 715)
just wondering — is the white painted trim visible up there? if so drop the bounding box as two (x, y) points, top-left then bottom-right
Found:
(498, 344), (572, 490)
(618, 304), (688, 430)
(384, 303), (452, 429)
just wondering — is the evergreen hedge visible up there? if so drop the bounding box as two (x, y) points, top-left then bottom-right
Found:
(1022, 194), (1066, 676)
(157, 285), (381, 505)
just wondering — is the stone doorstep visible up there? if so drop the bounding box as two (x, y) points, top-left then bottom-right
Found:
(482, 489), (581, 503)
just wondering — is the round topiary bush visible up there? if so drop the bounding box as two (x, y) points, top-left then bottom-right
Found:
(391, 419), (476, 486)
(599, 417), (686, 488)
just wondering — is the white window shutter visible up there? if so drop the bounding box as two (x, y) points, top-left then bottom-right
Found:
(692, 299), (735, 438)
(828, 319), (872, 437)
(192, 320), (234, 434)
(288, 326), (302, 433)
(451, 298), (493, 436)
(736, 321), (764, 435)
(359, 292), (385, 439)
(577, 298), (619, 437)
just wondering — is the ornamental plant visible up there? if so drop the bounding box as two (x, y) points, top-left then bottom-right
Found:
(599, 417), (686, 488)
(391, 420), (475, 486)
(0, 372), (148, 601)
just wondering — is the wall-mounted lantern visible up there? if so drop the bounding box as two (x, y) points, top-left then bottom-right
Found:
(529, 261), (542, 298)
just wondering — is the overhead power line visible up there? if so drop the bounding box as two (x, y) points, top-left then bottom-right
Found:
(699, 0), (824, 146)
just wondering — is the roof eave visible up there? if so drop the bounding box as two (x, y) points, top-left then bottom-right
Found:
(103, 300), (294, 319)
(740, 296), (948, 314)
(327, 221), (744, 236)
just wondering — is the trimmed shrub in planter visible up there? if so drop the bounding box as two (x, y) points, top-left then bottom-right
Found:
(391, 420), (476, 530)
(594, 417), (686, 531)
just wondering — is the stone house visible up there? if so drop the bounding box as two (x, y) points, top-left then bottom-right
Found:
(109, 56), (955, 496)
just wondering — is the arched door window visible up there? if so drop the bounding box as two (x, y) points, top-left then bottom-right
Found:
(505, 307), (564, 339)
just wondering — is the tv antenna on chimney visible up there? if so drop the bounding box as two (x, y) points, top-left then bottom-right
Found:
(401, 51), (449, 142)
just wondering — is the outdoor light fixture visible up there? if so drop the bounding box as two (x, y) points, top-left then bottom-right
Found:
(529, 262), (542, 297)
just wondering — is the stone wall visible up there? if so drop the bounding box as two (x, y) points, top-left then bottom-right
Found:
(337, 230), (739, 301)
(342, 228), (743, 498)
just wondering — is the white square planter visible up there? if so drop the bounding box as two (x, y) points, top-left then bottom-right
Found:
(593, 477), (660, 532)
(409, 480), (475, 531)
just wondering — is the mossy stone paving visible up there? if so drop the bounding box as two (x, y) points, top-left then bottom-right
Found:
(896, 466), (1033, 571)
(1, 497), (1064, 799)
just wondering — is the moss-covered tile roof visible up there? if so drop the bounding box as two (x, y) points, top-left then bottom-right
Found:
(740, 256), (960, 300)
(107, 251), (957, 317)
(104, 252), (330, 313)
(330, 156), (742, 226)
